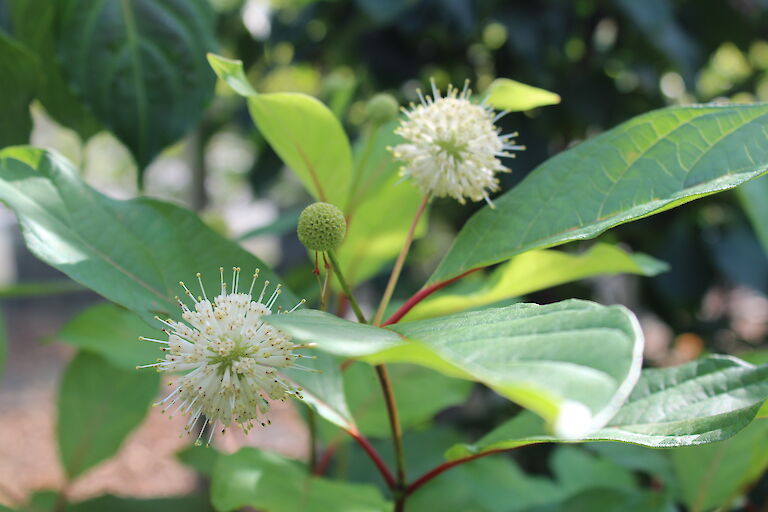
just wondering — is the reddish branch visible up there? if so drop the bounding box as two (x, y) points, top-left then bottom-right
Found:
(349, 432), (397, 489)
(382, 268), (481, 326)
(406, 449), (507, 496)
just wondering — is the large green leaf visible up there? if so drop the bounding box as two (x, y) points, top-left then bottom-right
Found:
(208, 54), (352, 207)
(430, 104), (768, 284)
(8, 0), (100, 139)
(0, 146), (354, 432)
(56, 0), (217, 170)
(405, 243), (667, 321)
(56, 303), (161, 370)
(446, 356), (768, 460)
(0, 32), (37, 147)
(671, 418), (768, 512)
(485, 78), (561, 112)
(57, 351), (159, 479)
(210, 447), (391, 512)
(267, 299), (643, 438)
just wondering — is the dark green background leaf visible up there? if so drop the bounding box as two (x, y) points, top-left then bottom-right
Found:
(57, 351), (159, 479)
(0, 31), (37, 147)
(56, 0), (217, 170)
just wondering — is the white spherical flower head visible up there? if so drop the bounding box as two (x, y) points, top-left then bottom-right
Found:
(390, 79), (524, 205)
(138, 267), (311, 446)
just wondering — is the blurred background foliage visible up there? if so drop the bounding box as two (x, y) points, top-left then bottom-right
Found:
(1, 0), (768, 510)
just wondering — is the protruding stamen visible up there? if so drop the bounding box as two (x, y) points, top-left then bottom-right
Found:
(288, 299), (306, 313)
(139, 336), (169, 344)
(248, 269), (261, 296)
(219, 267), (225, 295)
(258, 280), (270, 303)
(179, 281), (198, 304)
(196, 272), (208, 301)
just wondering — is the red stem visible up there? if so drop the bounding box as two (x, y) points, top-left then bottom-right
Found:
(313, 445), (336, 476)
(382, 268), (481, 326)
(406, 449), (507, 496)
(350, 432), (397, 490)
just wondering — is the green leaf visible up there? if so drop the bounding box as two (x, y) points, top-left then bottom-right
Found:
(521, 488), (673, 512)
(671, 418), (768, 512)
(57, 351), (159, 479)
(738, 174), (768, 254)
(267, 299), (643, 438)
(56, 0), (217, 170)
(8, 0), (100, 139)
(177, 444), (218, 477)
(343, 363), (473, 438)
(405, 243), (667, 321)
(69, 494), (214, 512)
(447, 355), (768, 459)
(338, 124), (428, 284)
(210, 447), (391, 512)
(0, 32), (37, 147)
(430, 103), (768, 284)
(0, 146), (354, 433)
(550, 446), (637, 495)
(208, 54), (353, 207)
(485, 78), (561, 111)
(56, 303), (161, 370)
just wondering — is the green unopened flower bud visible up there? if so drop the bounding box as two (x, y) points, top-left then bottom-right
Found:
(297, 202), (346, 252)
(366, 93), (400, 124)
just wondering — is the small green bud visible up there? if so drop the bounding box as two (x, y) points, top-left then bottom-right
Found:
(297, 202), (347, 252)
(366, 93), (400, 124)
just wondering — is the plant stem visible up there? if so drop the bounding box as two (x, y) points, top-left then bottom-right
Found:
(382, 268), (481, 326)
(350, 432), (397, 490)
(327, 250), (367, 323)
(376, 365), (407, 488)
(372, 194), (430, 326)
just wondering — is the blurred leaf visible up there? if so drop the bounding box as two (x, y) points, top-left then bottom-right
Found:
(0, 32), (37, 147)
(57, 351), (159, 479)
(56, 0), (217, 171)
(431, 104), (768, 284)
(70, 494), (213, 512)
(485, 78), (560, 111)
(177, 444), (218, 477)
(336, 121), (427, 284)
(57, 303), (160, 370)
(705, 222), (768, 294)
(0, 280), (83, 298)
(0, 146), (354, 433)
(8, 0), (100, 139)
(550, 446), (636, 495)
(355, 0), (412, 24)
(22, 491), (57, 512)
(405, 243), (667, 321)
(738, 174), (768, 255)
(672, 418), (768, 512)
(344, 363), (472, 438)
(210, 447), (391, 512)
(586, 443), (678, 492)
(447, 356), (768, 459)
(615, 0), (699, 82)
(520, 488), (673, 512)
(267, 299), (643, 437)
(208, 54), (353, 207)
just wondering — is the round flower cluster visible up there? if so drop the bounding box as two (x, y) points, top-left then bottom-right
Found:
(390, 80), (524, 205)
(138, 268), (310, 445)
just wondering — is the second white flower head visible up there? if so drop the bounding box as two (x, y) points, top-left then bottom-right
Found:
(390, 80), (524, 205)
